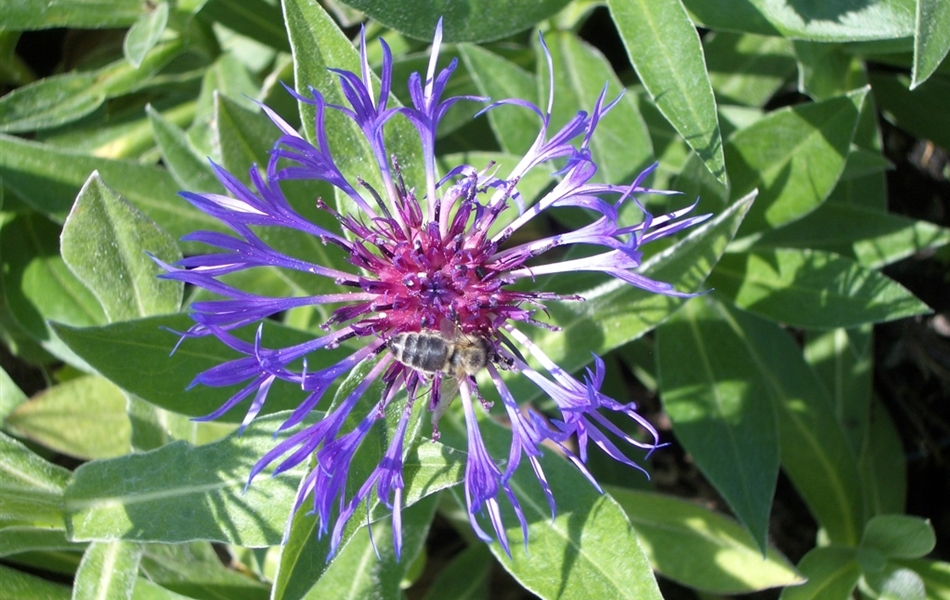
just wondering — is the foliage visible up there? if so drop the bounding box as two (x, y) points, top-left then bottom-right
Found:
(1, 0), (947, 598)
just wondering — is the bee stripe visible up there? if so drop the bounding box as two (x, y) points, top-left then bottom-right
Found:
(404, 334), (450, 373)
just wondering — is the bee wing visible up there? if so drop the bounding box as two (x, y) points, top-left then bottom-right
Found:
(432, 374), (462, 426)
(438, 317), (461, 340)
(437, 374), (461, 405)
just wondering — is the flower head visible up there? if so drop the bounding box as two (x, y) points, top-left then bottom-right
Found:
(160, 21), (710, 559)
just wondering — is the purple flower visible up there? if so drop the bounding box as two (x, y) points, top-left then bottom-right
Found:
(160, 21), (710, 559)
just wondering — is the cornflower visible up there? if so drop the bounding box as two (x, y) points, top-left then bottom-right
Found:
(157, 20), (710, 559)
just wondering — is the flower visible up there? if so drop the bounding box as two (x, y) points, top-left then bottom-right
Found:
(158, 20), (710, 559)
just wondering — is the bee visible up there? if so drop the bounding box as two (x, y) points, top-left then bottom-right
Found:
(387, 327), (491, 381)
(387, 324), (495, 435)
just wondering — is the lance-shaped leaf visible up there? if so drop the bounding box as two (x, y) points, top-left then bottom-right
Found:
(332, 0), (572, 42)
(5, 375), (131, 460)
(779, 547), (860, 600)
(709, 249), (931, 329)
(0, 212), (106, 367)
(656, 295), (779, 552)
(912, 0), (950, 87)
(609, 0), (726, 184)
(457, 43), (538, 156)
(299, 495), (437, 600)
(73, 541), (143, 600)
(64, 412), (307, 546)
(753, 203), (950, 271)
(0, 134), (216, 241)
(729, 88), (867, 238)
(0, 432), (72, 527)
(609, 487), (803, 594)
(0, 0), (145, 30)
(0, 38), (184, 133)
(683, 0), (915, 41)
(708, 303), (866, 545)
(123, 2), (169, 68)
(61, 173), (183, 322)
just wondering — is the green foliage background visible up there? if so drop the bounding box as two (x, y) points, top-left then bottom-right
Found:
(1, 0), (948, 598)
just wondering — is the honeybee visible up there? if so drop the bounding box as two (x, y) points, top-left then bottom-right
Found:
(387, 325), (493, 434)
(387, 328), (491, 381)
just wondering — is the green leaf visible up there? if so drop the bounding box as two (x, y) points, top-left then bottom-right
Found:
(840, 148), (892, 183)
(656, 295), (779, 551)
(132, 578), (201, 600)
(301, 495), (437, 599)
(457, 43), (538, 155)
(913, 0), (950, 87)
(705, 32), (796, 108)
(729, 88), (866, 237)
(123, 2), (169, 69)
(794, 42), (869, 101)
(0, 38), (184, 133)
(860, 397), (907, 516)
(0, 134), (216, 241)
(125, 394), (234, 453)
(73, 541), (143, 600)
(545, 31), (654, 182)
(442, 416), (663, 600)
(214, 93), (275, 180)
(0, 302), (56, 366)
(507, 191), (755, 405)
(709, 249), (931, 329)
(60, 163), (233, 453)
(778, 546), (860, 600)
(708, 305), (865, 545)
(864, 565), (927, 600)
(0, 527), (82, 558)
(0, 432), (72, 527)
(609, 488), (803, 594)
(419, 544), (491, 600)
(683, 0), (916, 41)
(893, 559), (950, 600)
(0, 0), (144, 30)
(0, 212), (107, 366)
(335, 0), (571, 42)
(37, 98), (196, 160)
(753, 202), (950, 270)
(0, 72), (101, 132)
(0, 367), (28, 421)
(0, 564), (71, 600)
(871, 72), (950, 151)
(147, 105), (219, 193)
(61, 173), (183, 322)
(64, 412), (304, 546)
(609, 0), (726, 184)
(201, 0), (290, 51)
(861, 515), (937, 560)
(830, 97), (888, 211)
(51, 314), (335, 422)
(138, 542), (269, 600)
(5, 375), (131, 460)
(804, 327), (872, 458)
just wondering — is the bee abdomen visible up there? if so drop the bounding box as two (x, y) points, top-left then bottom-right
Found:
(389, 333), (450, 373)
